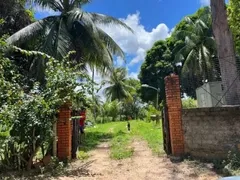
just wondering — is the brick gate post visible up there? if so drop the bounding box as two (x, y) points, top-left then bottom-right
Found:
(164, 74), (184, 156)
(57, 103), (72, 160)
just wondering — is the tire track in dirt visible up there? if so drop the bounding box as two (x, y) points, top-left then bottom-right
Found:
(56, 138), (220, 180)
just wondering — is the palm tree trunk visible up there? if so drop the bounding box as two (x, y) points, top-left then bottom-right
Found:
(211, 0), (240, 105)
(92, 67), (97, 122)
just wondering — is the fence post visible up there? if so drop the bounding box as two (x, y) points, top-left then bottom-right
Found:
(164, 74), (184, 156)
(57, 102), (72, 160)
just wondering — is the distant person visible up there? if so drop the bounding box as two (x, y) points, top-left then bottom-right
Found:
(127, 118), (131, 132)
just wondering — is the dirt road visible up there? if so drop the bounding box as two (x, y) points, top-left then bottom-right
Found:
(57, 139), (220, 180)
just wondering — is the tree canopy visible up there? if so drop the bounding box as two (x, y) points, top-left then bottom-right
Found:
(228, 0), (240, 55)
(139, 7), (219, 100)
(0, 0), (34, 37)
(139, 40), (174, 103)
(7, 0), (133, 82)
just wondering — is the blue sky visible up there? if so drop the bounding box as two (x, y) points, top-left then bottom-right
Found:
(84, 0), (203, 31)
(34, 0), (210, 79)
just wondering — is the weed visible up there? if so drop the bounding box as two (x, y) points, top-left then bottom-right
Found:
(77, 151), (89, 160)
(218, 151), (240, 176)
(110, 133), (133, 160)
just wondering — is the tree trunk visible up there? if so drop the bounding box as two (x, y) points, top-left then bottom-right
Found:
(211, 0), (240, 105)
(92, 67), (97, 122)
(52, 120), (57, 157)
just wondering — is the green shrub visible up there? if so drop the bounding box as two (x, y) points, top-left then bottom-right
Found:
(225, 151), (240, 170)
(77, 151), (89, 160)
(146, 105), (159, 122)
(182, 98), (197, 109)
(0, 45), (92, 170)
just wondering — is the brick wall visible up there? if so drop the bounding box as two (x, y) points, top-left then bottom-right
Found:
(182, 106), (240, 159)
(165, 74), (184, 156)
(57, 103), (72, 160)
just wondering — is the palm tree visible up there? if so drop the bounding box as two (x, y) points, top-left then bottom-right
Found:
(174, 7), (217, 81)
(7, 0), (132, 73)
(101, 100), (120, 122)
(210, 0), (240, 105)
(103, 68), (133, 101)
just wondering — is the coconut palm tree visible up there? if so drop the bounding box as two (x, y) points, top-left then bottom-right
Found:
(103, 67), (133, 101)
(101, 100), (120, 122)
(174, 7), (217, 81)
(7, 0), (132, 73)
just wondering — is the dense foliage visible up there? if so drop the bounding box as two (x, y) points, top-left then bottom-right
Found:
(139, 40), (174, 103)
(0, 37), (91, 170)
(7, 0), (132, 82)
(0, 0), (34, 36)
(139, 7), (218, 101)
(228, 0), (240, 55)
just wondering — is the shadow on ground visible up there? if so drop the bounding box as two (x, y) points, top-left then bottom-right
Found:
(79, 131), (113, 152)
(0, 161), (99, 180)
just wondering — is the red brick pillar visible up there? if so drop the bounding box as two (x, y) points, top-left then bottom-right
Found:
(57, 103), (72, 160)
(164, 74), (184, 156)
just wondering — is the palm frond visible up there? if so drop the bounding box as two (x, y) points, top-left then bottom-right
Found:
(40, 19), (59, 57)
(71, 20), (113, 70)
(103, 67), (132, 101)
(55, 19), (74, 59)
(182, 49), (197, 74)
(7, 16), (56, 45)
(174, 45), (191, 63)
(97, 27), (125, 59)
(204, 37), (216, 51)
(77, 0), (92, 6)
(196, 19), (208, 29)
(28, 0), (63, 12)
(185, 36), (196, 47)
(67, 9), (98, 35)
(201, 45), (212, 69)
(88, 13), (133, 33)
(184, 17), (195, 26)
(174, 30), (194, 40)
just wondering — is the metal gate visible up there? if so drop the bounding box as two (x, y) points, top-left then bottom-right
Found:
(162, 106), (172, 155)
(71, 110), (79, 159)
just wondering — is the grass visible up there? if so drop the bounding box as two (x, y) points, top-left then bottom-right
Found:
(79, 120), (163, 160)
(110, 130), (134, 159)
(131, 121), (163, 155)
(77, 151), (89, 160)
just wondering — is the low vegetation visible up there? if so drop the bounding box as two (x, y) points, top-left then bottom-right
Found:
(182, 98), (198, 109)
(78, 120), (163, 160)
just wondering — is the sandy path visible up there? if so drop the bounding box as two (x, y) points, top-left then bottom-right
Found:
(56, 139), (220, 180)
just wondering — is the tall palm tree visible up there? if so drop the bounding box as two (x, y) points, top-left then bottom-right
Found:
(174, 7), (217, 81)
(211, 0), (240, 105)
(7, 0), (132, 72)
(103, 68), (133, 101)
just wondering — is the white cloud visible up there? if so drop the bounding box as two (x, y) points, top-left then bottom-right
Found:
(34, 5), (60, 16)
(129, 48), (146, 66)
(128, 72), (139, 80)
(29, 2), (60, 16)
(116, 56), (125, 67)
(98, 12), (171, 66)
(200, 0), (210, 6)
(86, 67), (109, 102)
